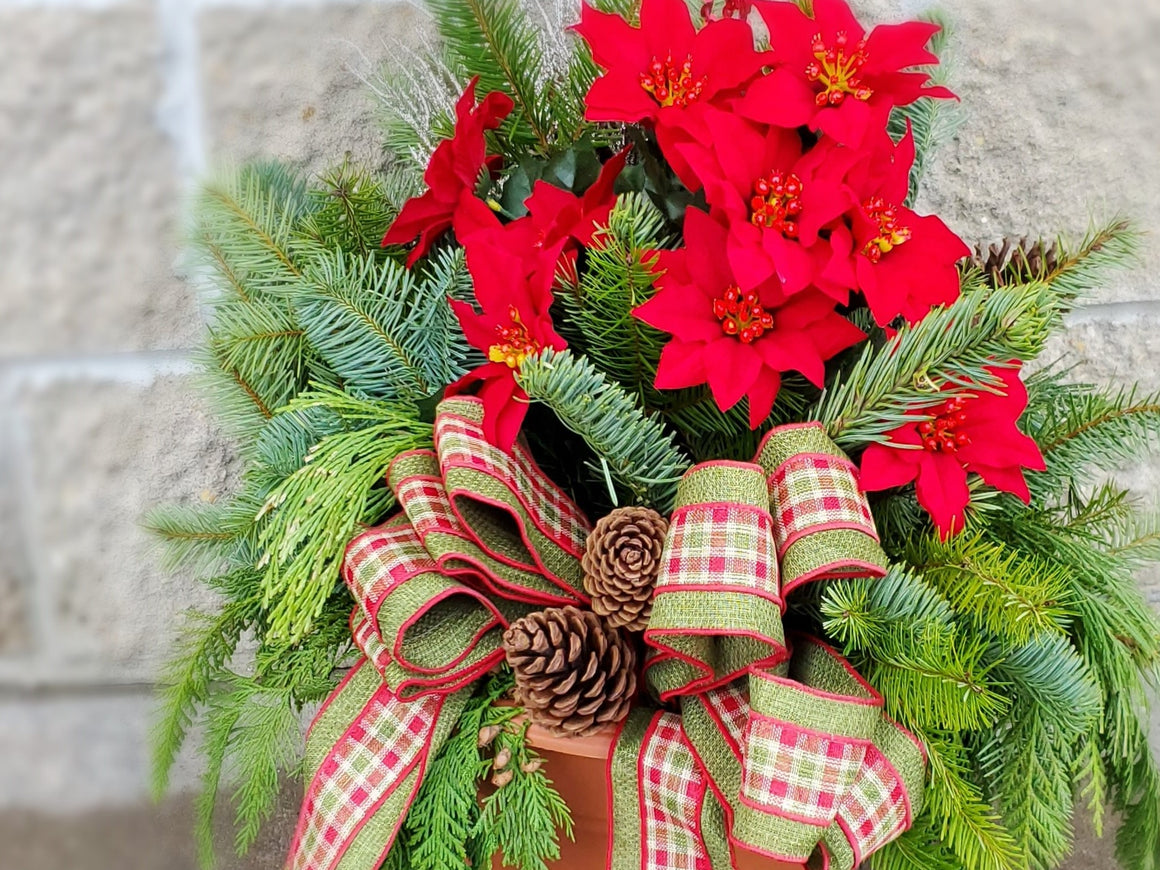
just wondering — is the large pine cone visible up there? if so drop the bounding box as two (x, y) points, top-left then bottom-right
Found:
(971, 237), (1061, 288)
(503, 606), (637, 737)
(582, 506), (669, 632)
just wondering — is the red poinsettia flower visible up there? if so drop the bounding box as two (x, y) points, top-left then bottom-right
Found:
(828, 128), (969, 325)
(524, 146), (630, 250)
(633, 208), (864, 428)
(859, 366), (1046, 538)
(738, 0), (955, 146)
(676, 108), (857, 296)
(381, 79), (513, 266)
(446, 240), (568, 450)
(574, 0), (768, 186)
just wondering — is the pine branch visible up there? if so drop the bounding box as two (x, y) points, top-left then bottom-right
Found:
(909, 534), (1074, 645)
(426, 0), (555, 152)
(516, 348), (692, 513)
(822, 564), (956, 653)
(290, 249), (472, 402)
(1039, 219), (1142, 313)
(989, 634), (1101, 740)
(868, 814), (966, 870)
(815, 280), (1057, 450)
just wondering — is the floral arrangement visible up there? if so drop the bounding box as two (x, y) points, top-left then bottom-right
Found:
(149, 2), (1160, 870)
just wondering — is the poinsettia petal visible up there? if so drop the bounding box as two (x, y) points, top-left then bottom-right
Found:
(811, 0), (866, 40)
(573, 4), (651, 70)
(453, 192), (502, 246)
(736, 68), (818, 128)
(480, 375), (527, 452)
(747, 369), (782, 430)
(728, 227), (777, 290)
(633, 285), (722, 342)
(755, 0), (816, 67)
(815, 97), (874, 147)
(449, 299), (495, 351)
(640, 0), (697, 57)
(914, 453), (970, 538)
(655, 340), (710, 391)
(692, 17), (767, 94)
(763, 232), (816, 295)
(683, 208), (738, 293)
(707, 338), (763, 411)
(585, 70), (659, 123)
(864, 20), (942, 72)
(971, 464), (1033, 503)
(860, 442), (921, 492)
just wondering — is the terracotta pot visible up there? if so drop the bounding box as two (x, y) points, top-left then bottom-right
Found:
(495, 721), (804, 870)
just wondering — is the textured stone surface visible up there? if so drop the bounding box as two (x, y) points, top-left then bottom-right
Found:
(0, 3), (201, 356)
(12, 373), (238, 681)
(199, 2), (427, 176)
(913, 0), (1160, 304)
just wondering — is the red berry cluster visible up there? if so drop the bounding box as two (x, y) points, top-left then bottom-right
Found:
(750, 171), (804, 236)
(806, 31), (873, 107)
(919, 396), (972, 453)
(640, 55), (708, 108)
(488, 306), (542, 370)
(860, 196), (913, 263)
(712, 286), (776, 344)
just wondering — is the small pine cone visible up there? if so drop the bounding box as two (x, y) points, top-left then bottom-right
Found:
(491, 769), (514, 788)
(582, 506), (669, 632)
(971, 237), (1061, 288)
(503, 606), (637, 737)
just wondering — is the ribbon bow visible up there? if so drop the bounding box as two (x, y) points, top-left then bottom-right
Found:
(613, 425), (924, 870)
(286, 404), (926, 870)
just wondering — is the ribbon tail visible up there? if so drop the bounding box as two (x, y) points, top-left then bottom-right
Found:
(286, 660), (473, 870)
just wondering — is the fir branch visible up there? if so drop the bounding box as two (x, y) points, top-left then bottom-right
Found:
(257, 391), (432, 641)
(822, 564), (956, 653)
(859, 621), (1010, 733)
(1025, 378), (1160, 498)
(922, 732), (1024, 870)
(298, 164), (398, 259)
(150, 587), (260, 799)
(814, 281), (1056, 450)
(989, 634), (1101, 739)
(290, 249), (472, 401)
(516, 348), (692, 513)
(426, 0), (555, 152)
(555, 192), (671, 396)
(1039, 219), (1142, 313)
(980, 715), (1077, 870)
(909, 534), (1074, 644)
(143, 500), (259, 577)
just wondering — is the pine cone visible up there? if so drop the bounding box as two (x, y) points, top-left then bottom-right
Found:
(503, 606), (637, 737)
(582, 506), (669, 632)
(970, 237), (1061, 288)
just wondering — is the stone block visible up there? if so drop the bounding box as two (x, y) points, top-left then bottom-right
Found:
(199, 2), (428, 177)
(912, 0), (1160, 304)
(0, 3), (200, 356)
(12, 372), (239, 682)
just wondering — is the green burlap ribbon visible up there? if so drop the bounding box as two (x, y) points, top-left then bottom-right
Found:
(609, 425), (925, 870)
(287, 397), (589, 870)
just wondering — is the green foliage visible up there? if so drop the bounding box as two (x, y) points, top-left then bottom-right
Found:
(257, 389), (432, 641)
(554, 193), (671, 394)
(922, 732), (1024, 870)
(910, 535), (1074, 645)
(815, 279), (1056, 450)
(299, 163), (398, 260)
(474, 724), (574, 870)
(400, 671), (520, 870)
(517, 348), (692, 513)
(425, 0), (557, 153)
(289, 248), (473, 401)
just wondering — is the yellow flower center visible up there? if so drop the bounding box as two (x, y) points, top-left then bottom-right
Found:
(806, 31), (873, 107)
(487, 306), (541, 369)
(640, 54), (708, 108)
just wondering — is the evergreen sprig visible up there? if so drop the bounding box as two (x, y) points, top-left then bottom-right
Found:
(257, 389), (432, 641)
(814, 280), (1056, 450)
(517, 348), (692, 513)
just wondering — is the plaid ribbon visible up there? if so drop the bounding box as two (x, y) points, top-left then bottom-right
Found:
(286, 397), (590, 870)
(610, 426), (923, 870)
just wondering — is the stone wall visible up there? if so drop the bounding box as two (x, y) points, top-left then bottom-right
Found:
(0, 0), (1155, 867)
